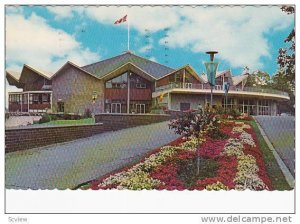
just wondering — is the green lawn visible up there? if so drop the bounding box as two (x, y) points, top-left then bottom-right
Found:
(246, 120), (291, 190)
(45, 118), (95, 125)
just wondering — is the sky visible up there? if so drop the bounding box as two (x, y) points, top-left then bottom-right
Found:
(5, 5), (295, 95)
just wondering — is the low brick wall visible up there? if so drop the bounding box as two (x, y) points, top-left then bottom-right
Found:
(95, 114), (171, 130)
(5, 123), (111, 153)
(6, 114), (171, 153)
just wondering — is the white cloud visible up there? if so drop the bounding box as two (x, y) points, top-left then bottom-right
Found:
(6, 12), (100, 73)
(8, 5), (294, 72)
(78, 5), (293, 70)
(161, 6), (293, 69)
(5, 10), (101, 106)
(46, 6), (75, 20)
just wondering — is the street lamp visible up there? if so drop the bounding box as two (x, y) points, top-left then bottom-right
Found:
(204, 51), (219, 108)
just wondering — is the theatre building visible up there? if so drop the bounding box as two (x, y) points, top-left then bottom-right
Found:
(6, 51), (290, 116)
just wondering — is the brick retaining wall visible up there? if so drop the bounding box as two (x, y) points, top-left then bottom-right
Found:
(6, 114), (170, 153)
(5, 123), (111, 153)
(95, 114), (170, 130)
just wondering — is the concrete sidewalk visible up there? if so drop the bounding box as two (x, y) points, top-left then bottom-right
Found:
(5, 121), (179, 189)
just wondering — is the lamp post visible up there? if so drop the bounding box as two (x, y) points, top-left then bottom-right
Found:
(204, 51), (219, 108)
(224, 82), (230, 113)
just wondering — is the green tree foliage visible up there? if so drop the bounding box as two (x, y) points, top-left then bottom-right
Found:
(275, 6), (295, 113)
(245, 70), (272, 88)
(277, 6), (295, 89)
(272, 71), (295, 113)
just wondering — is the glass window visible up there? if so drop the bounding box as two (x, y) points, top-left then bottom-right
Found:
(136, 83), (146, 88)
(175, 72), (182, 83)
(42, 94), (49, 102)
(106, 73), (128, 88)
(33, 95), (39, 102)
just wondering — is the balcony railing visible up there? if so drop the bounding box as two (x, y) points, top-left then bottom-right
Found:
(155, 82), (289, 97)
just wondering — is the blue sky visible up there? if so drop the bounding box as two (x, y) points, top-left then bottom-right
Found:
(6, 5), (294, 84)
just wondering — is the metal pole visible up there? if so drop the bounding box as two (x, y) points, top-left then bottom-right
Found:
(127, 15), (130, 51)
(127, 72), (130, 114)
(226, 94), (228, 113)
(210, 86), (213, 108)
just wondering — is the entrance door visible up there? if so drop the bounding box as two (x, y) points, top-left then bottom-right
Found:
(57, 102), (64, 113)
(136, 104), (145, 114)
(111, 103), (121, 113)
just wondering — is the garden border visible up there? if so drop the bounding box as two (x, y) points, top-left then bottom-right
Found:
(253, 117), (295, 188)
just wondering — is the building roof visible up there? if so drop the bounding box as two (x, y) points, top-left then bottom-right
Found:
(232, 74), (249, 85)
(6, 52), (249, 88)
(157, 64), (206, 83)
(81, 51), (175, 79)
(6, 70), (21, 82)
(51, 61), (100, 80)
(201, 70), (230, 83)
(23, 64), (54, 80)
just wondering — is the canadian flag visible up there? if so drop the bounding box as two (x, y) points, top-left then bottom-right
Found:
(114, 15), (127, 24)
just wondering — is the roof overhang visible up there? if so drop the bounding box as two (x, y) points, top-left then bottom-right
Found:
(100, 62), (157, 82)
(153, 88), (290, 101)
(6, 71), (23, 88)
(51, 61), (100, 80)
(157, 65), (205, 83)
(18, 64), (53, 84)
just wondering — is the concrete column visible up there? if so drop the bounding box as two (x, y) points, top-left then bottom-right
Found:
(20, 94), (22, 112)
(242, 99), (244, 113)
(28, 92), (30, 113)
(256, 100), (259, 116)
(168, 92), (171, 110)
(50, 92), (53, 112)
(183, 69), (186, 88)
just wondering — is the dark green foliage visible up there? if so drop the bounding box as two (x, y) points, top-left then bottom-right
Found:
(168, 106), (225, 139)
(48, 113), (82, 120)
(178, 158), (219, 188)
(227, 106), (241, 119)
(39, 113), (51, 124)
(84, 108), (92, 118)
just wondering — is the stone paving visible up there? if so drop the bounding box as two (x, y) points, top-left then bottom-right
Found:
(255, 116), (295, 177)
(5, 121), (179, 189)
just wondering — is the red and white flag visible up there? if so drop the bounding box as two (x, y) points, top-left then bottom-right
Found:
(114, 15), (127, 24)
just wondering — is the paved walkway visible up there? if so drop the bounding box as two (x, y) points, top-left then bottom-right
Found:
(255, 116), (295, 177)
(5, 121), (179, 189)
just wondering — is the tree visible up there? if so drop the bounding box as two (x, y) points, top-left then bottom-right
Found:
(275, 6), (295, 114)
(277, 6), (295, 90)
(272, 71), (295, 114)
(245, 70), (272, 88)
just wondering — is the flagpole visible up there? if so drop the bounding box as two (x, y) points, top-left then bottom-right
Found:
(127, 15), (130, 51)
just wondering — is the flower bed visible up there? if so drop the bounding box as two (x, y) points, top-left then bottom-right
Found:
(221, 113), (253, 121)
(88, 121), (272, 191)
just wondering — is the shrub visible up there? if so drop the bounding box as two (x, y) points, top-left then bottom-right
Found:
(39, 113), (51, 124)
(48, 113), (58, 120)
(228, 106), (241, 118)
(150, 104), (164, 114)
(168, 106), (224, 139)
(84, 108), (92, 118)
(214, 102), (225, 115)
